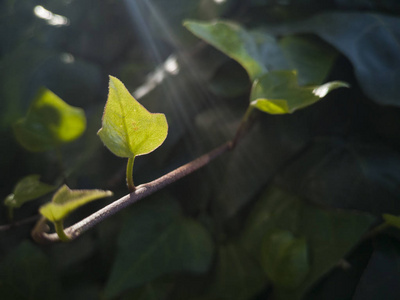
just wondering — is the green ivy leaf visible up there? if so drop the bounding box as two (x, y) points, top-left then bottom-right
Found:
(4, 175), (56, 209)
(97, 76), (168, 158)
(104, 196), (213, 299)
(279, 36), (338, 86)
(260, 229), (309, 289)
(250, 70), (348, 114)
(13, 88), (86, 152)
(39, 185), (112, 222)
(184, 20), (266, 80)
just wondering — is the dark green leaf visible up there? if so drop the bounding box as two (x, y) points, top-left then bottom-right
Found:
(279, 36), (337, 85)
(276, 139), (400, 214)
(241, 186), (375, 300)
(206, 243), (267, 300)
(104, 197), (213, 299)
(353, 237), (400, 300)
(250, 70), (348, 114)
(184, 20), (266, 80)
(261, 229), (309, 289)
(184, 20), (338, 87)
(4, 175), (56, 209)
(39, 185), (113, 222)
(98, 76), (168, 158)
(266, 12), (400, 105)
(0, 241), (61, 300)
(13, 88), (86, 152)
(121, 281), (173, 300)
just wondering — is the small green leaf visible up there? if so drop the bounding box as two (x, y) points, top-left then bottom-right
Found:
(4, 175), (56, 209)
(39, 185), (112, 222)
(184, 20), (266, 80)
(98, 76), (168, 158)
(250, 70), (348, 114)
(261, 229), (309, 289)
(383, 214), (400, 229)
(13, 88), (86, 152)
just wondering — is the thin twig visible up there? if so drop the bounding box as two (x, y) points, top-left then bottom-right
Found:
(0, 215), (41, 232)
(33, 141), (233, 243)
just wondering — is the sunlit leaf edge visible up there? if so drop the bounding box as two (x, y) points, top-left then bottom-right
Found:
(39, 185), (113, 222)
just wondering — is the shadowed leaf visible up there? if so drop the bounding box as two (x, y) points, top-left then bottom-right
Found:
(241, 186), (375, 300)
(104, 197), (213, 299)
(13, 88), (86, 152)
(4, 175), (56, 209)
(261, 229), (309, 289)
(0, 241), (61, 299)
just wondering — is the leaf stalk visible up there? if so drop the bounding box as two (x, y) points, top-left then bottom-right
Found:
(126, 157), (136, 192)
(54, 220), (71, 242)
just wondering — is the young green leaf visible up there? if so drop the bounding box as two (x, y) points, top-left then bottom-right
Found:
(383, 214), (400, 230)
(13, 88), (86, 152)
(261, 229), (309, 289)
(184, 20), (266, 80)
(97, 76), (168, 158)
(4, 175), (56, 209)
(39, 185), (112, 222)
(250, 70), (348, 114)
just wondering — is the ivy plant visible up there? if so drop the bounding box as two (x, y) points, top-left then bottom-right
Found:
(3, 5), (397, 300)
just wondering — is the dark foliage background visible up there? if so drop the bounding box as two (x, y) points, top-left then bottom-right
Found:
(1, 0), (400, 299)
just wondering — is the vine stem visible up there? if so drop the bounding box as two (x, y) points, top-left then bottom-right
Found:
(33, 141), (234, 243)
(231, 105), (254, 148)
(0, 214), (40, 232)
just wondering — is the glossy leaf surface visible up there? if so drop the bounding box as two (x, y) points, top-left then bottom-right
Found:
(241, 187), (374, 300)
(13, 88), (86, 152)
(98, 76), (168, 158)
(4, 175), (56, 209)
(184, 20), (266, 80)
(104, 197), (213, 299)
(250, 70), (348, 114)
(39, 185), (112, 222)
(261, 229), (309, 289)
